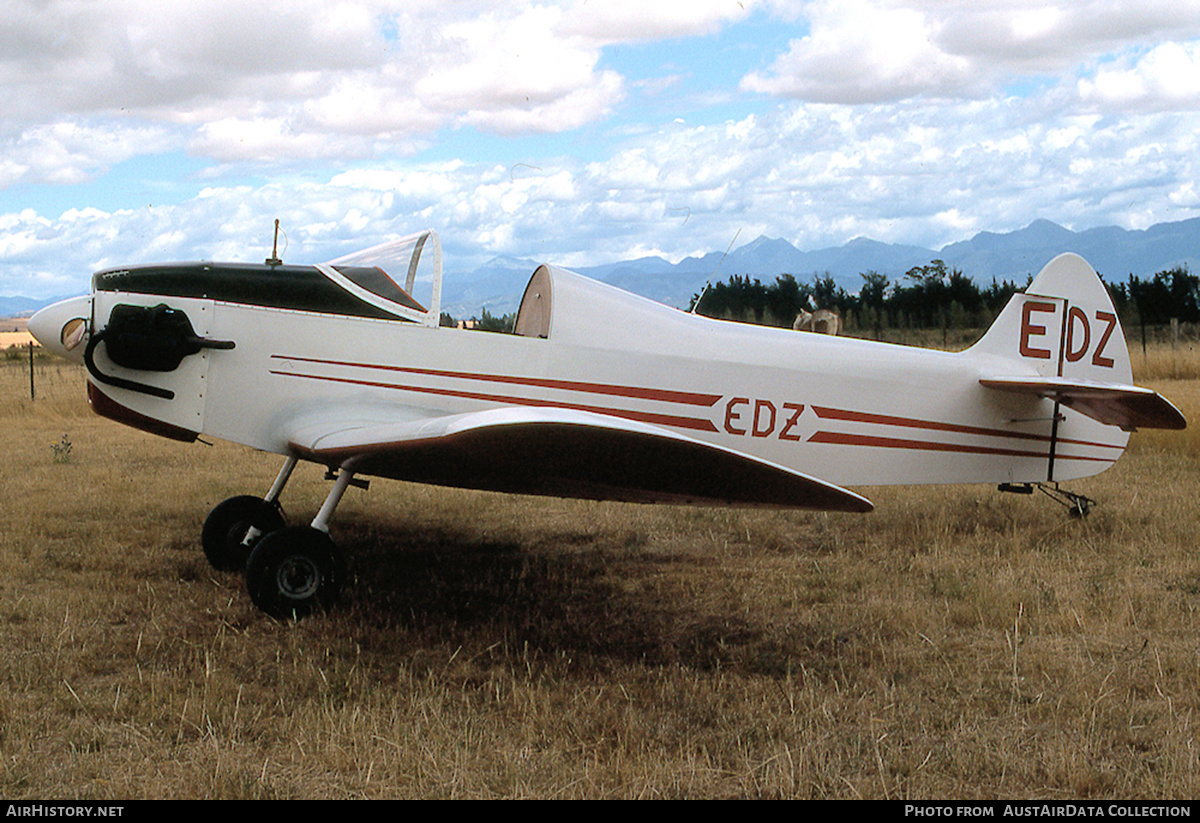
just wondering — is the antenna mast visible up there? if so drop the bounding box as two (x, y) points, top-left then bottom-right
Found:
(690, 227), (741, 314)
(266, 219), (283, 266)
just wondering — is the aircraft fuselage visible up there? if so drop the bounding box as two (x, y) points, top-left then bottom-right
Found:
(73, 260), (1124, 492)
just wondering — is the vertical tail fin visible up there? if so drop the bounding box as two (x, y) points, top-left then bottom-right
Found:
(971, 253), (1184, 437)
(969, 253), (1132, 384)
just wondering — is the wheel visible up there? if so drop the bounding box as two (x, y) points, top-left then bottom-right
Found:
(245, 526), (346, 619)
(201, 495), (285, 571)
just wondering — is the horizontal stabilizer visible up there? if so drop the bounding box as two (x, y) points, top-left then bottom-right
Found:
(287, 407), (874, 512)
(980, 376), (1186, 431)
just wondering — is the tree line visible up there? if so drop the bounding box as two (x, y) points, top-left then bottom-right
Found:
(689, 260), (1200, 333)
(435, 260), (1199, 337)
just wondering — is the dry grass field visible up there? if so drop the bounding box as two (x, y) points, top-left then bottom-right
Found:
(1, 342), (1198, 799)
(0, 316), (35, 350)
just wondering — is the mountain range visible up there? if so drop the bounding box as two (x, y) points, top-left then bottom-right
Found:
(3, 217), (1198, 319)
(440, 216), (1200, 318)
(0, 295), (57, 320)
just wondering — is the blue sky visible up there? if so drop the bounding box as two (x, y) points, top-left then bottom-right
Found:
(2, 0), (1199, 299)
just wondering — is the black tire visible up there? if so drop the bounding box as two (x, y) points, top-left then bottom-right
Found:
(245, 526), (345, 619)
(201, 495), (285, 571)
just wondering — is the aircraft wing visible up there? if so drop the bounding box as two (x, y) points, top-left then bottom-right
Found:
(286, 406), (874, 512)
(980, 375), (1187, 431)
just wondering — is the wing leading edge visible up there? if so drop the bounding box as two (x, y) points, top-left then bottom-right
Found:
(286, 407), (874, 512)
(980, 375), (1186, 432)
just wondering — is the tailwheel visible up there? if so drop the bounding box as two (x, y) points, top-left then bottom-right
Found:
(245, 526), (346, 619)
(201, 495), (285, 571)
(1031, 483), (1097, 518)
(997, 482), (1096, 518)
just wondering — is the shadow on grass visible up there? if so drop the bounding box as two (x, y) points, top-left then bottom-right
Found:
(328, 518), (845, 678)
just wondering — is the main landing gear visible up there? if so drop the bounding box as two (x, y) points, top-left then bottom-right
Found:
(201, 457), (364, 619)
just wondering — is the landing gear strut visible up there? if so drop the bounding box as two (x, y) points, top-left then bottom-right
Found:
(201, 458), (364, 619)
(246, 468), (361, 618)
(200, 457), (296, 570)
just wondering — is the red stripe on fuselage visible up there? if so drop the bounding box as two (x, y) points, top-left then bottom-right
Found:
(812, 405), (1123, 451)
(267, 357), (1124, 456)
(270, 369), (719, 433)
(807, 430), (1115, 463)
(271, 355), (721, 407)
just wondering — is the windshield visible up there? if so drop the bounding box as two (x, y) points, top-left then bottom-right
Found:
(331, 266), (425, 312)
(323, 230), (442, 325)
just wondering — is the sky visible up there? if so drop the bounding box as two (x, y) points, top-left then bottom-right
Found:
(2, 0), (1200, 299)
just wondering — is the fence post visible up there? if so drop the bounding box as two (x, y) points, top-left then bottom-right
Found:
(29, 341), (35, 400)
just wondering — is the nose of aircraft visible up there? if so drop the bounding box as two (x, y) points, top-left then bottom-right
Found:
(28, 295), (92, 364)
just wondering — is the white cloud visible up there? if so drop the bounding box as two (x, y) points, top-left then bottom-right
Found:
(413, 4), (628, 134)
(0, 0), (380, 117)
(1, 1), (782, 176)
(190, 117), (358, 163)
(0, 1), (760, 144)
(0, 121), (177, 187)
(456, 69), (626, 135)
(302, 69), (445, 139)
(742, 1), (977, 102)
(742, 0), (1200, 104)
(557, 0), (757, 43)
(1078, 42), (1200, 111)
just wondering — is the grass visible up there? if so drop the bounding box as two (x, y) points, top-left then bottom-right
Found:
(1, 347), (1198, 798)
(1132, 342), (1200, 382)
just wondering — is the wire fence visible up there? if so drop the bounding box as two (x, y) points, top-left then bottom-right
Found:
(1, 346), (88, 406)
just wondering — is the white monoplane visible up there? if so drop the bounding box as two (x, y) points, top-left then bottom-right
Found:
(30, 230), (1185, 617)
